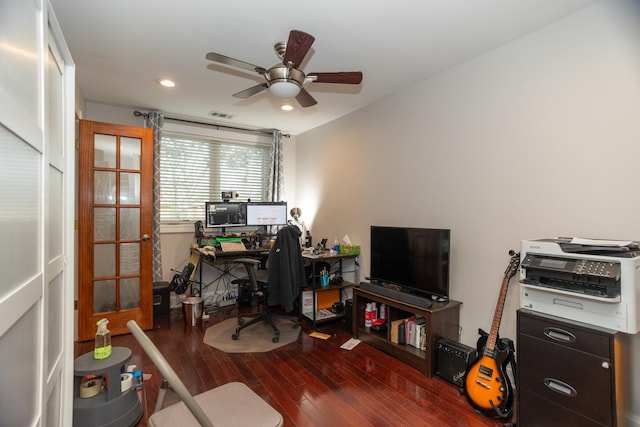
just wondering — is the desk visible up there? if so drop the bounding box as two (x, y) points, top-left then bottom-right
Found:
(302, 252), (359, 327)
(193, 247), (270, 302)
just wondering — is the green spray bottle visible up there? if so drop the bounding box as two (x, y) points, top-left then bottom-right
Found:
(94, 318), (112, 360)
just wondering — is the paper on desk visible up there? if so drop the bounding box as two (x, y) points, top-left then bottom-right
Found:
(342, 234), (352, 245)
(570, 237), (634, 247)
(220, 241), (246, 252)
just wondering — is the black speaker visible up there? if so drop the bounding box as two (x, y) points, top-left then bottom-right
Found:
(436, 338), (477, 387)
(153, 281), (170, 316)
(344, 299), (353, 334)
(194, 220), (204, 237)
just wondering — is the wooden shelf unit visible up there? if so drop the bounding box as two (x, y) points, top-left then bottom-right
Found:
(303, 252), (358, 327)
(353, 287), (461, 376)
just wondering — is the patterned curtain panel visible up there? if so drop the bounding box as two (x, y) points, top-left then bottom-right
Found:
(144, 111), (164, 282)
(267, 129), (284, 202)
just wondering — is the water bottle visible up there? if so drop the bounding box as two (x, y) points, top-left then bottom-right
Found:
(364, 303), (372, 327)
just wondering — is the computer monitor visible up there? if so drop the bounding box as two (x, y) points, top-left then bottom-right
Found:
(205, 202), (246, 228)
(245, 202), (288, 226)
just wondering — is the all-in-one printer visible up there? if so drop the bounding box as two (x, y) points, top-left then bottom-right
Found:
(520, 237), (640, 334)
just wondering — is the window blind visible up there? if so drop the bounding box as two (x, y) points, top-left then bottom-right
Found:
(160, 132), (270, 223)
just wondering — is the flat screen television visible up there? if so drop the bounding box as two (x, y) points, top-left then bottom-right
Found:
(245, 202), (288, 226)
(205, 202), (246, 228)
(369, 226), (450, 300)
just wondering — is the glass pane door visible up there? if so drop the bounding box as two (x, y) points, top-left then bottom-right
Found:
(78, 120), (153, 340)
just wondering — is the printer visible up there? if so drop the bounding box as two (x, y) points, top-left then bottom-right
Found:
(520, 238), (640, 334)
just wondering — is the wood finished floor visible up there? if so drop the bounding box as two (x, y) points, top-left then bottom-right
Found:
(74, 308), (510, 427)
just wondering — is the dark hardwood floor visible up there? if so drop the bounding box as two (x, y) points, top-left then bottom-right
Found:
(74, 307), (510, 427)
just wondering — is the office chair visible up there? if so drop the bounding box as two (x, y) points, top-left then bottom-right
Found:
(126, 320), (283, 427)
(231, 257), (299, 343)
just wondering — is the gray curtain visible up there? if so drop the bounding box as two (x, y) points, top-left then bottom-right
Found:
(267, 130), (284, 202)
(144, 111), (164, 282)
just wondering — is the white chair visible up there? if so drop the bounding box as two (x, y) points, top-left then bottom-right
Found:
(126, 320), (283, 427)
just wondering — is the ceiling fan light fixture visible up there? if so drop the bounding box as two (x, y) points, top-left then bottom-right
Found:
(205, 30), (362, 108)
(269, 80), (301, 99)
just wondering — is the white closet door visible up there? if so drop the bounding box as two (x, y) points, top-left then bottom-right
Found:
(0, 1), (75, 425)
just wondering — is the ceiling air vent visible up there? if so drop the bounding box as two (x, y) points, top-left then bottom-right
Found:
(208, 110), (234, 120)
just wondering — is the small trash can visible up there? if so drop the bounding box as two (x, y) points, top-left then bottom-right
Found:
(182, 297), (203, 326)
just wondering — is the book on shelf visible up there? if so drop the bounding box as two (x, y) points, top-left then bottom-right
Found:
(390, 315), (426, 347)
(404, 315), (417, 345)
(408, 320), (417, 346)
(398, 321), (406, 345)
(413, 316), (426, 349)
(390, 319), (404, 344)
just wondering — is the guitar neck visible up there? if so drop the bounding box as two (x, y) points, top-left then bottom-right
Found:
(485, 275), (509, 352)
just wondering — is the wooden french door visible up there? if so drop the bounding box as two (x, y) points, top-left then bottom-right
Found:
(78, 120), (154, 340)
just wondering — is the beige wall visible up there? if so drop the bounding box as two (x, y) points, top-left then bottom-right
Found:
(295, 1), (640, 423)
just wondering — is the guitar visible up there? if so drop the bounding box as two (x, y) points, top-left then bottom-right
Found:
(463, 250), (520, 418)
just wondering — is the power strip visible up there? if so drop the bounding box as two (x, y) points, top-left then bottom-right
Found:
(217, 299), (236, 308)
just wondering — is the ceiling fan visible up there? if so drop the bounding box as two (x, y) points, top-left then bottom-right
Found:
(205, 29), (363, 108)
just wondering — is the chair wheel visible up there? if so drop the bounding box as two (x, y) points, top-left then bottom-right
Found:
(272, 336), (279, 343)
(232, 333), (239, 340)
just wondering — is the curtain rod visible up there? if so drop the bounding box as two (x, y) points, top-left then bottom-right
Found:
(133, 110), (290, 138)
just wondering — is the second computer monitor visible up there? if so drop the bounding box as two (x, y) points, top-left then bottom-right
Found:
(246, 202), (288, 226)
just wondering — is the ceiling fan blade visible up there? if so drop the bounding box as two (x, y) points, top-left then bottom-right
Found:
(307, 72), (363, 84)
(206, 52), (266, 74)
(233, 83), (268, 99)
(282, 30), (315, 68)
(296, 88), (317, 108)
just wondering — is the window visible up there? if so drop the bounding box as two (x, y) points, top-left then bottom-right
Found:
(160, 132), (270, 223)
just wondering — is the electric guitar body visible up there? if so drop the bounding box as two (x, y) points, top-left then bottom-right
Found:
(464, 333), (514, 417)
(463, 250), (520, 418)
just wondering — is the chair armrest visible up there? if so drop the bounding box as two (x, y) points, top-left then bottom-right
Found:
(234, 258), (261, 265)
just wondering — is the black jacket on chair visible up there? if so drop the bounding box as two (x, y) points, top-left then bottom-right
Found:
(267, 225), (305, 313)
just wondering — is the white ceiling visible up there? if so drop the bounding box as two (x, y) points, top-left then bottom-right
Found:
(51, 0), (597, 135)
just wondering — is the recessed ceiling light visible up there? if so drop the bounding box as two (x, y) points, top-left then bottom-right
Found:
(159, 79), (175, 88)
(281, 105), (294, 111)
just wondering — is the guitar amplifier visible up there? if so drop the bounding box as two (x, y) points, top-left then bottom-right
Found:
(436, 338), (477, 387)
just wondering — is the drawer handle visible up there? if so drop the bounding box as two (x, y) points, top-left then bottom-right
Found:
(544, 378), (577, 397)
(543, 327), (576, 343)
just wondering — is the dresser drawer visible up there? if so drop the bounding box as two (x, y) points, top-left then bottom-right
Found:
(518, 309), (613, 358)
(518, 388), (607, 427)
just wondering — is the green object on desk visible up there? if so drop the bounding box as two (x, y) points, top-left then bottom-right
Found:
(199, 238), (217, 247)
(339, 244), (360, 255)
(216, 237), (243, 242)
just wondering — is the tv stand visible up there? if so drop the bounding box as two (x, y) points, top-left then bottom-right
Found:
(353, 287), (461, 376)
(359, 281), (433, 308)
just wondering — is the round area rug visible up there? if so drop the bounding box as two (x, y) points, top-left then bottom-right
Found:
(203, 317), (300, 353)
